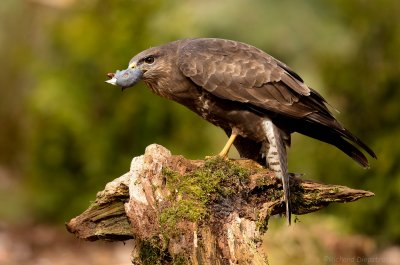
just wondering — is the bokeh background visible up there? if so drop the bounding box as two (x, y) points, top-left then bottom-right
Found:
(1, 0), (399, 264)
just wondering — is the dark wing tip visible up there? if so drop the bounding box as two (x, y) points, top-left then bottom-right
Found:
(353, 151), (370, 169)
(337, 136), (374, 169)
(343, 129), (377, 160)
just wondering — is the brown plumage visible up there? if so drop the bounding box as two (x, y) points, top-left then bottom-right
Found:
(106, 38), (377, 224)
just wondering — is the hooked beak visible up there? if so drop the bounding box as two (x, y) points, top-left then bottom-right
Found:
(105, 66), (143, 89)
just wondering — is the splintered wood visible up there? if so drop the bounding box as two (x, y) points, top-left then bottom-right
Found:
(67, 144), (374, 265)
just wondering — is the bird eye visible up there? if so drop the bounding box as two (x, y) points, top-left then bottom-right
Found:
(144, 56), (155, 64)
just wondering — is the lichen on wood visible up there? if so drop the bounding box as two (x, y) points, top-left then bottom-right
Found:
(66, 144), (374, 265)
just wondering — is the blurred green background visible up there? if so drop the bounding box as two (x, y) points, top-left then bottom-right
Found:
(0, 0), (399, 262)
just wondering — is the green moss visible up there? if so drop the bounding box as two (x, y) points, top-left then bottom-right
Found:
(160, 156), (251, 233)
(139, 238), (188, 265)
(139, 240), (163, 265)
(256, 219), (269, 233)
(172, 255), (187, 265)
(136, 232), (190, 264)
(255, 174), (274, 186)
(160, 200), (207, 236)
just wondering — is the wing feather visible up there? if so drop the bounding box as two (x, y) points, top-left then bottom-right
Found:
(178, 38), (315, 118)
(177, 38), (364, 135)
(175, 38), (376, 165)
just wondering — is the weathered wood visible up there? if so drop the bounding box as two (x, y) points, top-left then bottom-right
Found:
(66, 174), (132, 241)
(66, 144), (374, 265)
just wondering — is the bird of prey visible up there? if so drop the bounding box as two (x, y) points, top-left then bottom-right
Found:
(106, 38), (376, 224)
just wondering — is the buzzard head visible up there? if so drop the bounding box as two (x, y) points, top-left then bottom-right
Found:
(106, 46), (171, 91)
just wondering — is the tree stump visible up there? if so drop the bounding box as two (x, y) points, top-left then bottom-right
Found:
(66, 144), (374, 265)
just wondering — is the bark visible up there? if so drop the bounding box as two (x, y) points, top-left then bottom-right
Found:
(66, 144), (374, 265)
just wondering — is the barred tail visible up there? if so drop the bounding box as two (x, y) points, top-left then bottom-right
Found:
(263, 119), (291, 225)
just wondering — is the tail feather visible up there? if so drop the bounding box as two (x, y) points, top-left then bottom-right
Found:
(331, 135), (370, 168)
(282, 174), (291, 225)
(305, 107), (377, 164)
(315, 131), (372, 168)
(263, 119), (291, 225)
(293, 118), (376, 168)
(341, 128), (377, 160)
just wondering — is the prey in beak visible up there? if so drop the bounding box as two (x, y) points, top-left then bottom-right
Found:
(105, 67), (143, 90)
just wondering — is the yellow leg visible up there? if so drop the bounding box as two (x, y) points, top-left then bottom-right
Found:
(218, 133), (238, 158)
